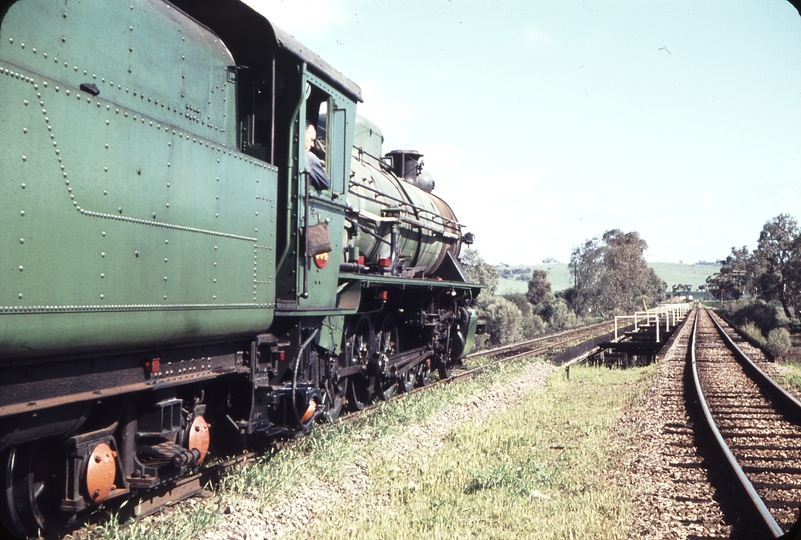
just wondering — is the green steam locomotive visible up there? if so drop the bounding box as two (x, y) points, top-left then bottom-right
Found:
(0, 0), (481, 536)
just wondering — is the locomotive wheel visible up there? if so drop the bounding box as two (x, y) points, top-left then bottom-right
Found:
(416, 357), (432, 387)
(1, 443), (68, 537)
(345, 316), (375, 412)
(375, 315), (399, 401)
(399, 364), (418, 393)
(347, 376), (374, 412)
(321, 375), (348, 423)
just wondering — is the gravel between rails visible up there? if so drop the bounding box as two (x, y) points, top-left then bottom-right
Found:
(623, 313), (733, 539)
(206, 361), (557, 539)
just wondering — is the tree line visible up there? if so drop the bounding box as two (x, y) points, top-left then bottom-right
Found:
(707, 213), (801, 320)
(704, 213), (800, 358)
(462, 228), (666, 348)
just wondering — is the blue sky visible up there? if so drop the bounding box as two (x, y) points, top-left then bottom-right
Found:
(246, 0), (801, 265)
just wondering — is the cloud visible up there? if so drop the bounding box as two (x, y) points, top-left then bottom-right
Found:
(242, 0), (350, 34)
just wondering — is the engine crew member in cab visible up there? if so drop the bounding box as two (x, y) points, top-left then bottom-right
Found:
(304, 122), (330, 191)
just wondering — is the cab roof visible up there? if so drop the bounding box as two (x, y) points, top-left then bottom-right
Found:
(170, 0), (362, 102)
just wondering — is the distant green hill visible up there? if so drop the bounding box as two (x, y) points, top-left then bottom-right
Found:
(495, 262), (718, 295)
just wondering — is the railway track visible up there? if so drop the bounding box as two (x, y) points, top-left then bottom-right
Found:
(463, 319), (615, 364)
(689, 308), (801, 537)
(60, 321), (616, 538)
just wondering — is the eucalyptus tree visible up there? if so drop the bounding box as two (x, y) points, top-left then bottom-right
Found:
(568, 230), (666, 316)
(754, 213), (800, 319)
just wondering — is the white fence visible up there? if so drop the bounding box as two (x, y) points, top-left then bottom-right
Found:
(614, 303), (691, 342)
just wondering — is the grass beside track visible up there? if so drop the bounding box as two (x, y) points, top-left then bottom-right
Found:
(293, 364), (656, 540)
(777, 360), (801, 394)
(90, 360), (657, 540)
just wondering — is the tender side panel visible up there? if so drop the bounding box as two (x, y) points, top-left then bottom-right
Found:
(0, 0), (235, 146)
(0, 0), (277, 359)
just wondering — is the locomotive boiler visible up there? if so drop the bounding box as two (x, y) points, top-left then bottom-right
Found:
(0, 0), (481, 536)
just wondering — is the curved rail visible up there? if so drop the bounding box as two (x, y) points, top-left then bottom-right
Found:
(689, 308), (787, 537)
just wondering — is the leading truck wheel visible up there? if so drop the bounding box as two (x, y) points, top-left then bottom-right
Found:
(1, 443), (69, 538)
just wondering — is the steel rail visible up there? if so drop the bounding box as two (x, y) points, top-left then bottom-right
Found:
(464, 320), (614, 361)
(689, 309), (784, 538)
(708, 312), (801, 413)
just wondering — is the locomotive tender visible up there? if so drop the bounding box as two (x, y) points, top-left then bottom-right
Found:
(0, 0), (481, 536)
